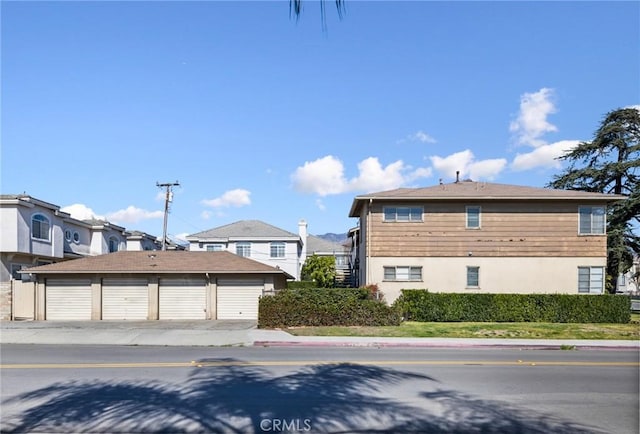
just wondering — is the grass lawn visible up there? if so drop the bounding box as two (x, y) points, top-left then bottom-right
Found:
(285, 314), (640, 340)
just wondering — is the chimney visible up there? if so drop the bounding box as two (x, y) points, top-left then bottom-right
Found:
(298, 220), (308, 276)
(455, 171), (460, 183)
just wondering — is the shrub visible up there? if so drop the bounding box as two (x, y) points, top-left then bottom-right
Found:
(287, 280), (316, 290)
(393, 290), (631, 324)
(258, 288), (401, 328)
(300, 255), (336, 288)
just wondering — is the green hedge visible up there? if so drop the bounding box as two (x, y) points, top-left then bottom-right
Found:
(287, 280), (317, 290)
(259, 288), (402, 328)
(394, 290), (631, 324)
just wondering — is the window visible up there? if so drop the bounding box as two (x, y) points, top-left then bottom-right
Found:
(108, 236), (119, 253)
(579, 206), (605, 235)
(236, 242), (251, 257)
(64, 229), (72, 242)
(466, 206), (481, 229)
(31, 214), (50, 241)
(206, 244), (223, 252)
(578, 267), (604, 294)
(270, 242), (285, 258)
(336, 255), (348, 266)
(383, 207), (423, 222)
(467, 266), (480, 287)
(383, 266), (422, 281)
(73, 232), (80, 243)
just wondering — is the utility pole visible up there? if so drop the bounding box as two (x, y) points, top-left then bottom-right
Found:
(156, 181), (180, 251)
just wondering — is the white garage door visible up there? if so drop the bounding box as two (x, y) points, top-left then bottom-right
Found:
(46, 279), (92, 320)
(217, 279), (263, 320)
(102, 278), (149, 320)
(159, 278), (207, 319)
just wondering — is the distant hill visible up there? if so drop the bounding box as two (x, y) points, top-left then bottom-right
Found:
(315, 232), (348, 244)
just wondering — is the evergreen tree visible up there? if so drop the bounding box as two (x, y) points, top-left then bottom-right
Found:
(548, 107), (640, 293)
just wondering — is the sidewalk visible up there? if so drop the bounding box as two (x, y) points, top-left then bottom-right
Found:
(1, 320), (638, 349)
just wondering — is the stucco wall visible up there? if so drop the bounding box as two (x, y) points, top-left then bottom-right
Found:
(369, 256), (607, 303)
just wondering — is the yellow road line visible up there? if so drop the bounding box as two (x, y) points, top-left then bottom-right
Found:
(0, 360), (638, 369)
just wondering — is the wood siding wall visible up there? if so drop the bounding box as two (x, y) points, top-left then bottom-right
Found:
(368, 201), (607, 257)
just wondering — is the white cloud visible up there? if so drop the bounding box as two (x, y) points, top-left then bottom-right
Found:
(410, 130), (437, 144)
(468, 158), (508, 181)
(429, 149), (507, 181)
(510, 88), (558, 147)
(201, 189), (251, 208)
(291, 155), (432, 196)
(291, 155), (348, 196)
(200, 211), (212, 220)
(429, 150), (474, 179)
(61, 204), (105, 221)
(348, 157), (407, 192)
(511, 140), (579, 171)
(106, 206), (164, 224)
(315, 199), (326, 211)
(407, 167), (433, 182)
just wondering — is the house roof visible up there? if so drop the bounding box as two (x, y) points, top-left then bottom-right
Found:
(20, 250), (294, 278)
(306, 235), (347, 255)
(187, 220), (299, 241)
(349, 181), (626, 217)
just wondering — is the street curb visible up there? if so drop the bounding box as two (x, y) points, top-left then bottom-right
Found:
(252, 341), (640, 350)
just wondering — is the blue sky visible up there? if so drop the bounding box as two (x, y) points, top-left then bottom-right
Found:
(2, 1), (639, 240)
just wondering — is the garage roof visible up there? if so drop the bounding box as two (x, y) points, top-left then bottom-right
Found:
(20, 250), (294, 278)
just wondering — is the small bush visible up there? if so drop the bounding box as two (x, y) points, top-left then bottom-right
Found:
(258, 288), (401, 328)
(393, 290), (631, 324)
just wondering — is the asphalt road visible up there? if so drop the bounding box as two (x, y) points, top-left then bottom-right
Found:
(1, 345), (638, 433)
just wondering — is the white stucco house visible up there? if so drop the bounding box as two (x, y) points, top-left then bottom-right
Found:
(186, 219), (348, 282)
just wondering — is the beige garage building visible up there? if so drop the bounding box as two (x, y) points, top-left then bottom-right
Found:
(20, 250), (292, 321)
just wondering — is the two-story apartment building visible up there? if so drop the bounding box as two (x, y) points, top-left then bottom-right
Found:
(187, 219), (348, 282)
(348, 181), (624, 303)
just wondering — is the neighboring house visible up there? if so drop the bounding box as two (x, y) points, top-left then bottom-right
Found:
(0, 194), (166, 320)
(305, 234), (350, 286)
(187, 219), (348, 282)
(348, 180), (625, 303)
(19, 250), (292, 321)
(617, 256), (639, 295)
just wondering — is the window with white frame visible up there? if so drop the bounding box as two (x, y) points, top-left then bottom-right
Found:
(206, 244), (223, 252)
(73, 231), (80, 243)
(466, 206), (481, 229)
(578, 266), (604, 293)
(270, 242), (285, 258)
(108, 236), (119, 253)
(31, 214), (50, 241)
(236, 242), (251, 257)
(383, 266), (422, 281)
(383, 207), (423, 222)
(64, 229), (72, 242)
(579, 206), (605, 235)
(466, 266), (480, 287)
